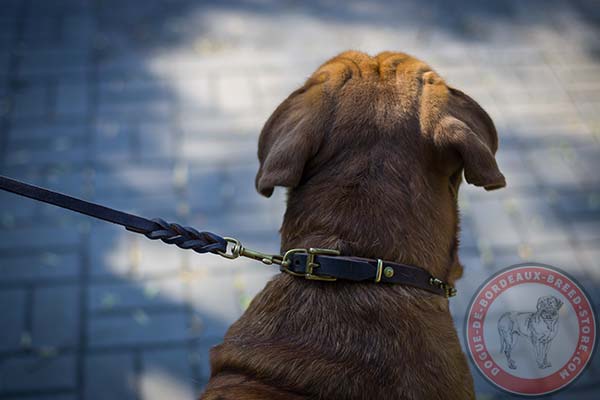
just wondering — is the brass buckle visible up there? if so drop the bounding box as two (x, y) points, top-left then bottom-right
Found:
(281, 248), (340, 281)
(429, 277), (457, 298)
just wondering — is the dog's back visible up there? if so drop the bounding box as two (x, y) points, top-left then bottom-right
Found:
(204, 277), (474, 400)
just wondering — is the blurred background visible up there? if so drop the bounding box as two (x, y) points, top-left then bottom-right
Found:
(0, 0), (599, 399)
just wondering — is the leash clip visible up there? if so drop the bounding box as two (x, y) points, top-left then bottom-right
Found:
(217, 237), (283, 266)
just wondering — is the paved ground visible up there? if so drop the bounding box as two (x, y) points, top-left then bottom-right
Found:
(0, 0), (599, 399)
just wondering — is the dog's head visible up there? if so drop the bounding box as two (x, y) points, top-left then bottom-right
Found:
(256, 51), (505, 279)
(537, 296), (563, 318)
(256, 51), (505, 197)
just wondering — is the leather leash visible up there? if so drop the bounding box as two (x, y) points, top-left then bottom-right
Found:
(0, 175), (455, 298)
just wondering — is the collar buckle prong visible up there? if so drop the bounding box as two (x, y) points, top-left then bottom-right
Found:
(281, 248), (340, 281)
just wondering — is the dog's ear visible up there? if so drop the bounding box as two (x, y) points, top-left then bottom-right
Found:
(255, 75), (330, 197)
(433, 87), (506, 191)
(556, 298), (564, 310)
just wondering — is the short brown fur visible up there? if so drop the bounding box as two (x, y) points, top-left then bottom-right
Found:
(200, 51), (505, 400)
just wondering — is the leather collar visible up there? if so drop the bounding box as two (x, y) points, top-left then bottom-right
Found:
(282, 252), (456, 297)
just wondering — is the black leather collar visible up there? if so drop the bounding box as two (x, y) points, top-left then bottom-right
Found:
(283, 252), (456, 297)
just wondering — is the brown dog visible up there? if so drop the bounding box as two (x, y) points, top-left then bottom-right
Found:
(200, 51), (506, 400)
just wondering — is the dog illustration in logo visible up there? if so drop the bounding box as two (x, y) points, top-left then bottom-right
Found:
(498, 295), (563, 369)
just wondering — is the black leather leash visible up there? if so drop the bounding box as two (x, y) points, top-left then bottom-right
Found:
(0, 175), (455, 298)
(0, 175), (227, 254)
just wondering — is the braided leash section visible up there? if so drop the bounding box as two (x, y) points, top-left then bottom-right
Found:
(144, 218), (227, 254)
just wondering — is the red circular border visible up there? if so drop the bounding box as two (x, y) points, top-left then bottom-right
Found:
(466, 265), (596, 396)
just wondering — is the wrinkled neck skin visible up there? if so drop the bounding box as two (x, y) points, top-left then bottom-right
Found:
(279, 162), (461, 290)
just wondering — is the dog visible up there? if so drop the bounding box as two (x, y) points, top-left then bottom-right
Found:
(498, 295), (563, 370)
(200, 51), (506, 400)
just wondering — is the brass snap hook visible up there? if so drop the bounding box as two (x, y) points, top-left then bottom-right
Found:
(216, 237), (242, 259)
(217, 237), (283, 266)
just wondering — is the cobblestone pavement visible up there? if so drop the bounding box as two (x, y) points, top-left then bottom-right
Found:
(0, 0), (599, 399)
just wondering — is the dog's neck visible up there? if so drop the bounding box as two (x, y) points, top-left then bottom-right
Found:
(279, 175), (461, 280)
